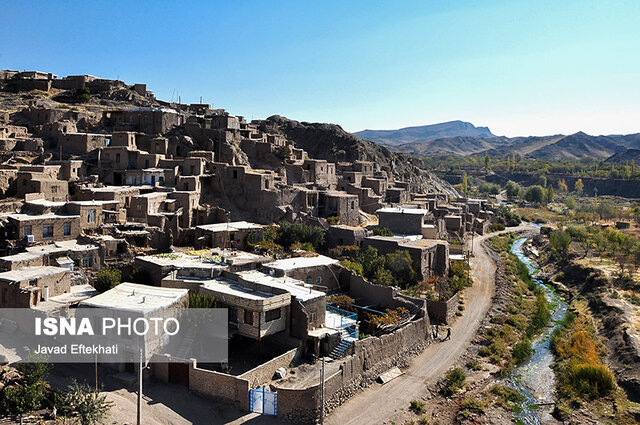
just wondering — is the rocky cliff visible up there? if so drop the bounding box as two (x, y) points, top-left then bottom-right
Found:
(259, 115), (460, 197)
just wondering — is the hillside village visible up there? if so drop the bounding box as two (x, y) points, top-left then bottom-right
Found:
(0, 70), (503, 423)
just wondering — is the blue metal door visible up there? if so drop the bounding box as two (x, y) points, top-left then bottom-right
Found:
(249, 387), (277, 416)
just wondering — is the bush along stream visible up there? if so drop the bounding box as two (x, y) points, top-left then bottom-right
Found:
(508, 237), (568, 425)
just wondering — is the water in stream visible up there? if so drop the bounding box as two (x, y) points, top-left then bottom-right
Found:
(508, 237), (568, 425)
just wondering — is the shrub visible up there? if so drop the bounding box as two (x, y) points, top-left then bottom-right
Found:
(373, 227), (394, 236)
(94, 269), (121, 293)
(571, 364), (615, 399)
(409, 399), (426, 414)
(489, 222), (506, 232)
(56, 380), (114, 425)
(512, 340), (534, 364)
(466, 360), (483, 371)
(327, 216), (341, 225)
(489, 385), (526, 411)
(458, 397), (485, 418)
(478, 347), (491, 357)
(327, 295), (355, 311)
(188, 292), (217, 308)
(340, 260), (363, 276)
(441, 367), (466, 396)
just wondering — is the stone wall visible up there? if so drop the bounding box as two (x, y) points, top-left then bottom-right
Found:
(426, 292), (459, 325)
(188, 359), (250, 410)
(239, 348), (297, 388)
(275, 315), (431, 423)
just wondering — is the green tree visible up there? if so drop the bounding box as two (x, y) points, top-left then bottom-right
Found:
(484, 155), (492, 171)
(505, 181), (520, 199)
(372, 267), (396, 286)
(544, 186), (554, 204)
(57, 380), (114, 425)
(537, 175), (547, 187)
(94, 269), (122, 293)
(549, 231), (572, 261)
(524, 185), (546, 204)
(275, 222), (326, 251)
(384, 250), (416, 287)
(574, 178), (584, 193)
(373, 227), (394, 236)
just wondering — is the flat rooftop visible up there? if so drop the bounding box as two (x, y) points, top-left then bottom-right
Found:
(196, 221), (262, 233)
(80, 282), (187, 313)
(264, 255), (338, 271)
(0, 251), (44, 263)
(0, 266), (68, 282)
(32, 284), (98, 313)
(236, 270), (324, 302)
(137, 252), (228, 269)
(377, 207), (428, 215)
(8, 213), (80, 222)
(200, 278), (281, 302)
(26, 239), (100, 255)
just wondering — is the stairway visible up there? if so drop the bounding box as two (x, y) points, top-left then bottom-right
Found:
(174, 328), (196, 359)
(329, 328), (358, 360)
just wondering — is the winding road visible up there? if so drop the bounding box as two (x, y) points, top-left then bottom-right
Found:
(326, 224), (534, 425)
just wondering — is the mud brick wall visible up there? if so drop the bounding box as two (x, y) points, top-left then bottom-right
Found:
(426, 292), (458, 325)
(239, 348), (297, 388)
(188, 360), (250, 410)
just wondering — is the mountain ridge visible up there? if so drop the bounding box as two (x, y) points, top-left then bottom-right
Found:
(353, 120), (495, 146)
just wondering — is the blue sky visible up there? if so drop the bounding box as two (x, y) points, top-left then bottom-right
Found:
(1, 0), (639, 137)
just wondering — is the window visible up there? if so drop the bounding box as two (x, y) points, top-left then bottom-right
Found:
(87, 209), (96, 223)
(145, 159), (149, 168)
(233, 170), (238, 179)
(43, 224), (54, 238)
(116, 153), (121, 163)
(63, 222), (71, 236)
(306, 275), (312, 284)
(24, 225), (32, 237)
(316, 276), (322, 285)
(51, 186), (58, 194)
(244, 309), (253, 325)
(265, 308), (281, 322)
(82, 255), (93, 268)
(190, 165), (195, 174)
(309, 310), (317, 323)
(351, 201), (355, 209)
(136, 204), (142, 211)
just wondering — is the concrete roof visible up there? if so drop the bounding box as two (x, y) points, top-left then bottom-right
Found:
(236, 270), (324, 302)
(196, 221), (262, 233)
(25, 199), (66, 207)
(137, 252), (227, 269)
(80, 282), (187, 313)
(0, 251), (44, 263)
(376, 207), (428, 215)
(8, 213), (80, 222)
(32, 284), (98, 313)
(201, 278), (279, 301)
(0, 266), (68, 283)
(264, 255), (338, 271)
(26, 239), (100, 255)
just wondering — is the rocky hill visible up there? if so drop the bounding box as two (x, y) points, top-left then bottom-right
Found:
(606, 148), (640, 163)
(258, 115), (460, 197)
(354, 120), (494, 146)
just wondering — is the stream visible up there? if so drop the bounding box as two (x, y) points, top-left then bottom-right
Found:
(508, 237), (568, 425)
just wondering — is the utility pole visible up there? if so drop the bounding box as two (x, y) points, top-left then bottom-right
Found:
(320, 357), (325, 425)
(137, 348), (143, 425)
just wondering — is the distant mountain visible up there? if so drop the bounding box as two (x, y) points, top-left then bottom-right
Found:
(606, 148), (640, 163)
(367, 129), (640, 160)
(353, 120), (495, 147)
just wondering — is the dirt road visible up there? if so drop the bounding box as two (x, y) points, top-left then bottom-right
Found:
(327, 225), (534, 425)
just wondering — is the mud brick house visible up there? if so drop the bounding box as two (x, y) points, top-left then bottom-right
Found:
(195, 221), (264, 250)
(362, 235), (449, 279)
(0, 266), (70, 308)
(326, 224), (370, 247)
(319, 191), (360, 226)
(75, 185), (141, 209)
(58, 132), (111, 155)
(104, 108), (184, 134)
(162, 269), (326, 339)
(7, 213), (81, 243)
(262, 254), (341, 292)
(377, 207), (435, 236)
(24, 238), (103, 270)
